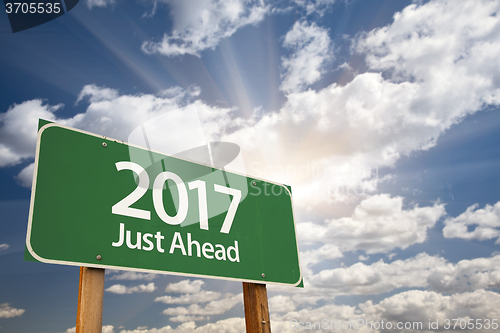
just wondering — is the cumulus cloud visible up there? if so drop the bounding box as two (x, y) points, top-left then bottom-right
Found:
(155, 291), (221, 304)
(292, 0), (336, 16)
(272, 289), (500, 333)
(223, 0), (500, 207)
(15, 162), (34, 188)
(0, 244), (9, 251)
(105, 282), (156, 294)
(164, 279), (205, 294)
(142, 0), (268, 57)
(280, 21), (332, 93)
(269, 295), (296, 313)
(117, 318), (245, 333)
(76, 84), (119, 103)
(0, 100), (60, 167)
(156, 279), (239, 322)
(361, 289), (500, 332)
(297, 194), (445, 254)
(299, 243), (343, 277)
(0, 303), (25, 318)
(357, 0), (500, 102)
(271, 302), (366, 332)
(108, 271), (158, 281)
(307, 252), (445, 296)
(0, 84), (233, 187)
(443, 201), (500, 242)
(427, 255), (500, 293)
(85, 0), (114, 10)
(161, 293), (243, 321)
(298, 253), (500, 301)
(63, 325), (114, 333)
(169, 315), (208, 323)
(5, 0), (500, 210)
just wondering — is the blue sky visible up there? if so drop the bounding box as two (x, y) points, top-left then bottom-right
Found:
(1, 0), (500, 332)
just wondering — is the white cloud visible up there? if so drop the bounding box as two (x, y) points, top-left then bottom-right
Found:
(6, 0), (500, 211)
(360, 289), (500, 332)
(115, 322), (195, 332)
(0, 100), (60, 167)
(141, 0), (268, 57)
(272, 289), (500, 333)
(164, 279), (205, 294)
(357, 0), (500, 105)
(273, 253), (500, 306)
(76, 84), (119, 103)
(85, 0), (114, 10)
(0, 85), (233, 187)
(157, 280), (238, 321)
(0, 244), (9, 251)
(299, 243), (343, 278)
(0, 303), (25, 318)
(297, 194), (445, 254)
(427, 255), (500, 293)
(300, 253), (500, 300)
(269, 295), (296, 313)
(271, 302), (367, 333)
(63, 326), (114, 333)
(109, 271), (158, 281)
(162, 293), (243, 317)
(280, 21), (332, 93)
(443, 201), (500, 242)
(15, 162), (34, 188)
(223, 0), (500, 208)
(292, 0), (336, 16)
(105, 282), (156, 294)
(155, 291), (221, 304)
(307, 252), (445, 296)
(118, 318), (245, 333)
(169, 315), (208, 323)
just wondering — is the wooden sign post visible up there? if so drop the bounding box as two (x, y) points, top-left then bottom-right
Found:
(74, 273), (271, 333)
(76, 267), (105, 333)
(243, 282), (271, 333)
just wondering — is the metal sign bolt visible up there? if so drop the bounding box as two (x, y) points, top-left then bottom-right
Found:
(262, 321), (267, 324)
(253, 181), (256, 185)
(261, 273), (265, 278)
(96, 255), (102, 260)
(102, 142), (107, 147)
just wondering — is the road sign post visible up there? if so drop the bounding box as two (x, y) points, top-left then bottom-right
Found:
(76, 267), (105, 333)
(243, 282), (271, 333)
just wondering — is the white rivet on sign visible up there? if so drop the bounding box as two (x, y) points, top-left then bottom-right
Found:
(96, 255), (102, 260)
(102, 142), (107, 147)
(261, 273), (265, 278)
(253, 181), (256, 185)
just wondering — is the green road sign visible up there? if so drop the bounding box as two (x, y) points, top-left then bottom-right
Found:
(26, 121), (302, 286)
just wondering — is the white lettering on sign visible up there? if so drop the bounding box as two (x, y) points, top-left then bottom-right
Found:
(112, 162), (242, 234)
(111, 162), (151, 220)
(111, 223), (239, 262)
(169, 231), (240, 262)
(112, 223), (165, 253)
(153, 171), (188, 225)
